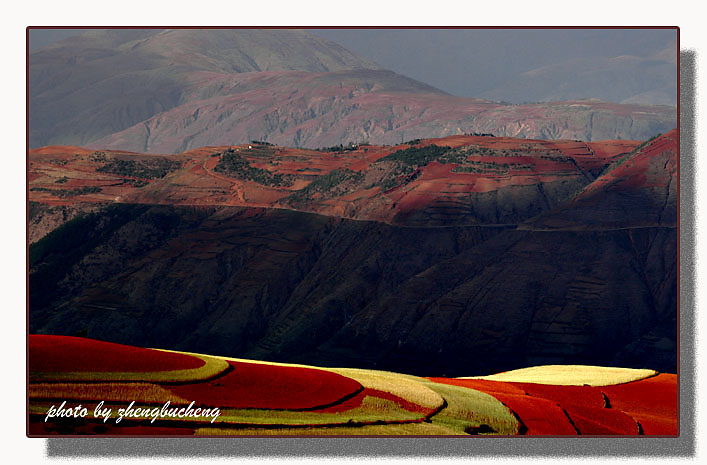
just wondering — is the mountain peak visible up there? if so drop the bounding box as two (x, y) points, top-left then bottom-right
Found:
(29, 29), (384, 148)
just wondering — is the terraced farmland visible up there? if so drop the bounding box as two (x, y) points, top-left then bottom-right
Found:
(28, 335), (677, 436)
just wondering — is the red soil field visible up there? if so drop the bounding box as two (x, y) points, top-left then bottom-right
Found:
(563, 404), (639, 435)
(29, 146), (95, 156)
(508, 382), (607, 409)
(489, 393), (578, 435)
(166, 361), (362, 410)
(427, 377), (528, 396)
(585, 140), (640, 159)
(29, 335), (205, 373)
(600, 374), (678, 435)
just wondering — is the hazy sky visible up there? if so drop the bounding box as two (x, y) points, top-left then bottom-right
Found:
(29, 29), (85, 50)
(30, 28), (676, 99)
(309, 29), (676, 97)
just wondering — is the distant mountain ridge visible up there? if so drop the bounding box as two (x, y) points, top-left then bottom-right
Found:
(30, 29), (676, 152)
(479, 47), (677, 106)
(311, 29), (677, 106)
(29, 29), (382, 148)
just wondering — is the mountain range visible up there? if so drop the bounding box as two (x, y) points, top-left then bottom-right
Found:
(29, 29), (676, 153)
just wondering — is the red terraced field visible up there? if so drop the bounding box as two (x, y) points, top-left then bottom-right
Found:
(165, 361), (362, 410)
(428, 377), (608, 413)
(508, 382), (607, 409)
(29, 335), (205, 373)
(427, 377), (528, 396)
(562, 404), (639, 435)
(600, 374), (678, 435)
(492, 394), (578, 435)
(28, 336), (677, 436)
(427, 374), (677, 436)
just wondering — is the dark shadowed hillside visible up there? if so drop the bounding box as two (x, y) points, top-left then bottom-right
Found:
(27, 206), (677, 376)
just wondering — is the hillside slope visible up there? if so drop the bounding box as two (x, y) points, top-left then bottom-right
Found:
(90, 72), (675, 152)
(28, 206), (676, 376)
(522, 129), (678, 230)
(28, 132), (677, 376)
(28, 135), (641, 230)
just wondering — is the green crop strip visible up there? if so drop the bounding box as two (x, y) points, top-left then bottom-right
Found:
(30, 186), (102, 197)
(214, 148), (294, 187)
(378, 145), (455, 165)
(96, 158), (182, 179)
(285, 169), (364, 203)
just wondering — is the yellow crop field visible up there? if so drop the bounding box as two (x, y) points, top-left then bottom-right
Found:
(213, 396), (422, 426)
(421, 380), (520, 435)
(460, 365), (657, 386)
(326, 368), (444, 410)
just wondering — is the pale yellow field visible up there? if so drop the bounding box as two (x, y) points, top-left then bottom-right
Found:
(460, 365), (657, 386)
(326, 367), (444, 410)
